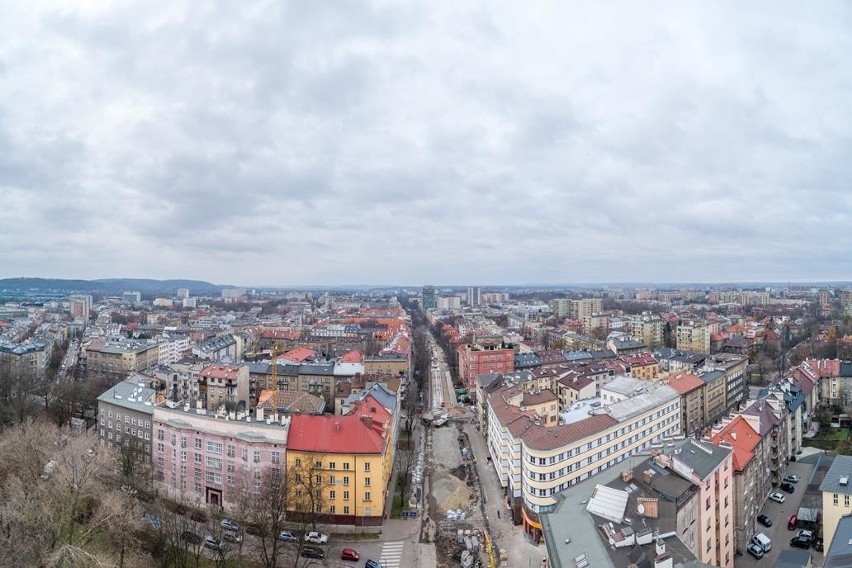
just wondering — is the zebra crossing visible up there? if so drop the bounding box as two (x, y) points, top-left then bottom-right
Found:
(379, 541), (405, 568)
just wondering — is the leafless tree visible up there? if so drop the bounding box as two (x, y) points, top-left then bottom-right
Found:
(284, 457), (328, 568)
(232, 466), (290, 568)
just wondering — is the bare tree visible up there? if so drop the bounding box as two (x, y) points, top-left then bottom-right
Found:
(395, 449), (416, 516)
(232, 466), (290, 568)
(284, 457), (328, 568)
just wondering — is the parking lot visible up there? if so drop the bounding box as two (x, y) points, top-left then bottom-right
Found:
(735, 461), (815, 567)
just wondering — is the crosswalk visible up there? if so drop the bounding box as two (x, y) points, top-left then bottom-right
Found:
(379, 541), (405, 568)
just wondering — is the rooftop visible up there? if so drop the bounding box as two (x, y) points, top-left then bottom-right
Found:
(820, 455), (852, 495)
(541, 454), (702, 568)
(97, 380), (159, 413)
(825, 514), (852, 568)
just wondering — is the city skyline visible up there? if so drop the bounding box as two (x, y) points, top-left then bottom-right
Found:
(3, 2), (852, 285)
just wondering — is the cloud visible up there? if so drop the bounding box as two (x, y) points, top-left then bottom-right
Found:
(1, 1), (851, 285)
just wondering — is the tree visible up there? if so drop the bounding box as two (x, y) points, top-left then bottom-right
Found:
(395, 449), (416, 516)
(232, 466), (289, 568)
(284, 457), (327, 568)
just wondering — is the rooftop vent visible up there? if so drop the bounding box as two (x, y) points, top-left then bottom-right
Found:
(840, 476), (849, 486)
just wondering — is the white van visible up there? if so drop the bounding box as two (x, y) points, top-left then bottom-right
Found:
(752, 532), (772, 552)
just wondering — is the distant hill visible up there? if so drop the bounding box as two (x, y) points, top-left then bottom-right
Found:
(0, 277), (225, 295)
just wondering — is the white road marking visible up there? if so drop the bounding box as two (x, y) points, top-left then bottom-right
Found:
(379, 541), (405, 568)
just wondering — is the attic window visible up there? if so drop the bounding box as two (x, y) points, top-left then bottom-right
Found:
(841, 476), (849, 486)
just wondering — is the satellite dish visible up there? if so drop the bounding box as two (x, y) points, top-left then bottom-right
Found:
(637, 503), (645, 515)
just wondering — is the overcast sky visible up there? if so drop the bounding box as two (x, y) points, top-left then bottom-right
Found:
(2, 2), (851, 286)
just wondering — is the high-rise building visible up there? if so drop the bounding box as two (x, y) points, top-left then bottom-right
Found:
(123, 291), (142, 304)
(70, 297), (90, 320)
(176, 288), (190, 300)
(421, 285), (436, 310)
(467, 286), (481, 307)
(566, 298), (602, 320)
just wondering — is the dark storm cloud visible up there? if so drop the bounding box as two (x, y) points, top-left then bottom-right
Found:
(1, 1), (852, 284)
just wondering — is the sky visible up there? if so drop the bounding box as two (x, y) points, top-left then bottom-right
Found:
(2, 1), (852, 286)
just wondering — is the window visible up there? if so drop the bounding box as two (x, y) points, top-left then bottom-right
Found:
(315, 461), (322, 469)
(330, 476), (336, 485)
(343, 476), (350, 486)
(329, 505), (336, 514)
(254, 450), (261, 463)
(157, 443), (164, 453)
(364, 492), (371, 501)
(180, 451), (187, 462)
(205, 471), (222, 484)
(194, 453), (202, 464)
(330, 490), (336, 499)
(157, 430), (164, 441)
(329, 462), (336, 469)
(195, 438), (202, 449)
(846, 495), (850, 507)
(364, 462), (371, 472)
(343, 491), (350, 500)
(227, 475), (235, 486)
(227, 445), (235, 457)
(207, 457), (222, 470)
(242, 448), (249, 461)
(271, 451), (280, 464)
(343, 462), (350, 470)
(835, 493), (840, 506)
(365, 477), (371, 487)
(344, 506), (350, 514)
(206, 441), (223, 454)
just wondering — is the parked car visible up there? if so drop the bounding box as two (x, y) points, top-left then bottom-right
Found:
(783, 474), (800, 484)
(174, 505), (187, 516)
(278, 531), (298, 542)
(757, 514), (772, 527)
(746, 543), (765, 559)
(341, 548), (361, 561)
(220, 519), (240, 532)
(223, 531), (243, 544)
(769, 492), (785, 503)
(788, 514), (798, 530)
(780, 482), (796, 494)
(181, 531), (202, 544)
(304, 531), (329, 544)
(204, 535), (222, 551)
(190, 511), (208, 523)
(301, 546), (325, 559)
(143, 514), (163, 529)
(790, 535), (813, 549)
(366, 560), (384, 568)
(246, 524), (265, 536)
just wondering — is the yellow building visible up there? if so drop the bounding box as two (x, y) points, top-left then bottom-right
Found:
(285, 394), (394, 526)
(677, 321), (711, 353)
(820, 455), (852, 548)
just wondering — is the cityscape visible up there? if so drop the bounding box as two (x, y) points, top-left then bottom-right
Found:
(2, 282), (852, 568)
(4, 2), (852, 568)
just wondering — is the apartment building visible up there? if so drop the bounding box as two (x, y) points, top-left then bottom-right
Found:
(711, 416), (766, 553)
(198, 364), (250, 412)
(666, 372), (706, 437)
(458, 343), (515, 387)
(97, 379), (159, 463)
(486, 377), (681, 542)
(568, 298), (603, 320)
(821, 455), (852, 549)
(153, 403), (290, 510)
(677, 322), (711, 354)
(652, 439), (735, 567)
(83, 339), (160, 381)
(0, 341), (48, 376)
(620, 352), (659, 380)
(286, 395), (394, 526)
(741, 398), (789, 487)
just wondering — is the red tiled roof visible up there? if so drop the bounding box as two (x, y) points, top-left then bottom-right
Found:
(667, 372), (704, 395)
(201, 364), (241, 380)
(287, 395), (390, 454)
(340, 350), (363, 363)
(278, 346), (316, 363)
(711, 416), (759, 472)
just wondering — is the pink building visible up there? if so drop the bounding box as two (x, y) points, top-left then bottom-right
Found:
(153, 403), (289, 510)
(654, 438), (735, 568)
(457, 343), (515, 387)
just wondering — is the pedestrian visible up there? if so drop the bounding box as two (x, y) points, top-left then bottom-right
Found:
(497, 510), (501, 519)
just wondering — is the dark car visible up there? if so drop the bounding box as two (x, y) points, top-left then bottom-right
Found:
(366, 560), (384, 568)
(815, 537), (824, 552)
(757, 514), (772, 527)
(174, 505), (187, 516)
(301, 546), (325, 559)
(245, 524), (265, 536)
(190, 511), (208, 523)
(780, 482), (795, 494)
(790, 535), (813, 549)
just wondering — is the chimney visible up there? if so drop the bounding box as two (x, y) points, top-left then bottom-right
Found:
(361, 415), (373, 429)
(256, 407), (264, 422)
